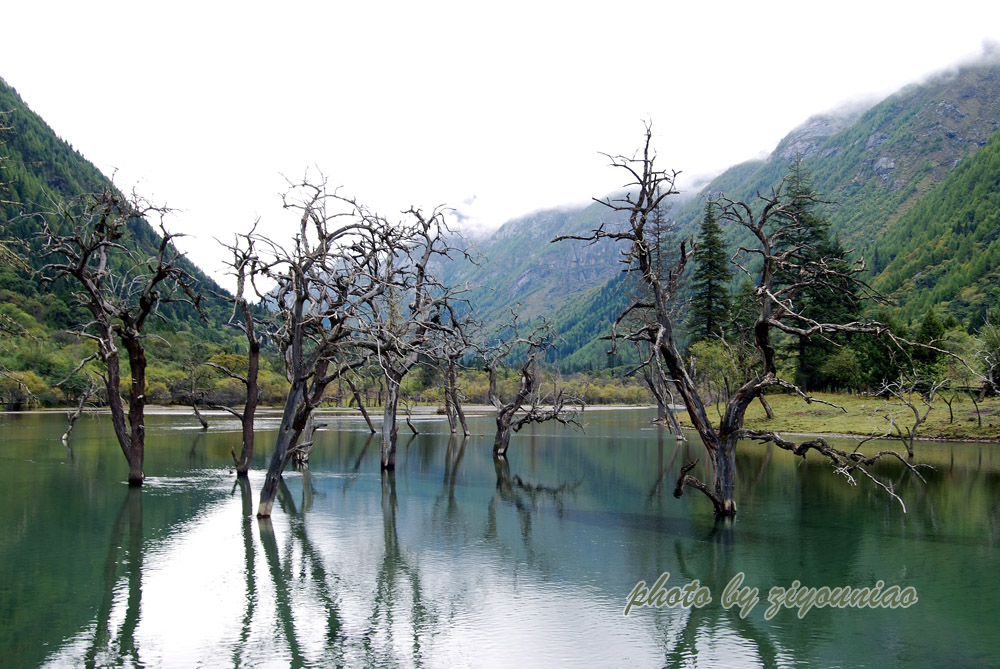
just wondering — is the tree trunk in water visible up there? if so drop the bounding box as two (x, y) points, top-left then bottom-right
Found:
(445, 359), (469, 435)
(257, 431), (291, 518)
(95, 322), (147, 486)
(257, 384), (306, 517)
(62, 385), (94, 444)
(381, 380), (400, 470)
(293, 414), (316, 467)
(234, 406), (255, 478)
(405, 408), (419, 435)
(493, 412), (512, 457)
(235, 337), (260, 478)
(444, 390), (458, 433)
(448, 360), (470, 437)
(454, 397), (469, 437)
(655, 396), (666, 420)
(713, 434), (739, 517)
(126, 451), (144, 487)
(357, 399), (376, 434)
(191, 403), (209, 429)
(124, 335), (147, 487)
(664, 408), (685, 441)
(346, 377), (376, 433)
(257, 427), (298, 517)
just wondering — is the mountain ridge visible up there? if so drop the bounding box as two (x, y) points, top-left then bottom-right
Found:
(5, 53), (1000, 388)
(538, 54), (1000, 367)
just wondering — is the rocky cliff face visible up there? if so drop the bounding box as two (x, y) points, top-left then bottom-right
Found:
(772, 109), (866, 161)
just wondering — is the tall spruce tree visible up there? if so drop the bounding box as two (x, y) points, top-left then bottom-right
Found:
(913, 307), (946, 378)
(690, 202), (731, 341)
(777, 158), (860, 390)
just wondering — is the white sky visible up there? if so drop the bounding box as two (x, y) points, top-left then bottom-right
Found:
(4, 1), (1000, 290)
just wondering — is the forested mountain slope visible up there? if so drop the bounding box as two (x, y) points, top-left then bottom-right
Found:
(0, 77), (227, 302)
(445, 185), (703, 332)
(547, 55), (1000, 366)
(871, 128), (1000, 325)
(446, 201), (630, 327)
(670, 56), (1000, 247)
(0, 77), (242, 406)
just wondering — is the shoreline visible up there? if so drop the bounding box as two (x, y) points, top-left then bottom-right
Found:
(5, 403), (998, 443)
(2, 403), (659, 417)
(712, 428), (1000, 445)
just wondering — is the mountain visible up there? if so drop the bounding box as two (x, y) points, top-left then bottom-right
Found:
(672, 55), (1000, 246)
(446, 188), (702, 336)
(6, 50), (1000, 395)
(447, 202), (628, 326)
(0, 78), (229, 299)
(537, 54), (1000, 366)
(0, 77), (239, 406)
(870, 128), (1000, 324)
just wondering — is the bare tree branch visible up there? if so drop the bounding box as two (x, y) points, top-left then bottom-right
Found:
(36, 185), (206, 485)
(482, 311), (583, 457)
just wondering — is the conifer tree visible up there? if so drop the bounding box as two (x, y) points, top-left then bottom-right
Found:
(689, 202), (731, 341)
(776, 158), (860, 390)
(914, 307), (946, 378)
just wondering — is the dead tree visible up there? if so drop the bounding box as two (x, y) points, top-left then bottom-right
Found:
(483, 316), (582, 457)
(443, 349), (471, 436)
(190, 401), (209, 430)
(253, 178), (387, 517)
(61, 376), (99, 444)
(209, 224), (267, 477)
(345, 375), (377, 433)
(631, 341), (686, 439)
(434, 310), (476, 437)
(403, 400), (420, 434)
(355, 206), (471, 470)
(876, 375), (945, 458)
(292, 414), (325, 468)
(38, 187), (204, 485)
(554, 123), (924, 518)
(182, 359), (212, 430)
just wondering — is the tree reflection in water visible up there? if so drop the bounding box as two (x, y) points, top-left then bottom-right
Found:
(84, 487), (143, 669)
(23, 411), (999, 667)
(362, 468), (434, 666)
(659, 527), (786, 667)
(232, 477), (257, 667)
(487, 453), (581, 568)
(432, 434), (469, 530)
(255, 471), (344, 666)
(648, 429), (682, 501)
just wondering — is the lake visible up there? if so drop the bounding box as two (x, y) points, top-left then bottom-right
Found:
(1, 408), (998, 667)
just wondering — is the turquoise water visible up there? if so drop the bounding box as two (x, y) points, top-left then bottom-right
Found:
(1, 408), (997, 667)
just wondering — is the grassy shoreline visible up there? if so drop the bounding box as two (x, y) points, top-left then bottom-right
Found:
(8, 394), (999, 442)
(728, 392), (1000, 443)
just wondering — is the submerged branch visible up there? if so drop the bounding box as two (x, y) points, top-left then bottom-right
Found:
(673, 460), (727, 516)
